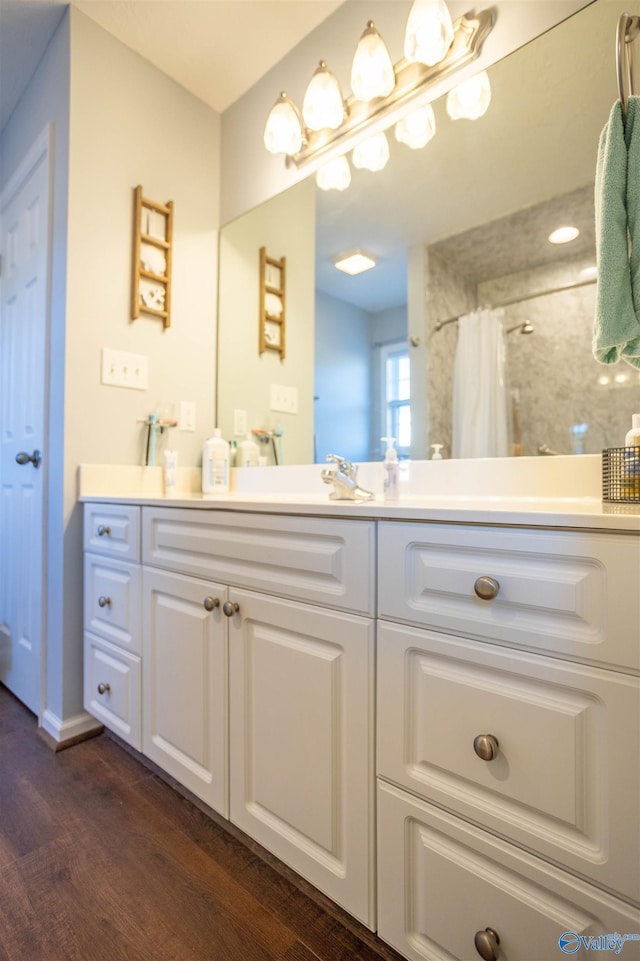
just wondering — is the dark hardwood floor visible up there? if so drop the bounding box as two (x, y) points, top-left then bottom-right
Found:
(0, 684), (403, 961)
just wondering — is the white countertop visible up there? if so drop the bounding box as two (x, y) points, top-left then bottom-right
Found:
(78, 458), (640, 532)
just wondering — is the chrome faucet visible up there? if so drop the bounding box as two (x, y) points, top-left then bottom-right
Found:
(321, 454), (375, 501)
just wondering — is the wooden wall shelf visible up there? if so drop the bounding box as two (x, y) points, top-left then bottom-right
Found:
(259, 247), (286, 359)
(132, 185), (173, 329)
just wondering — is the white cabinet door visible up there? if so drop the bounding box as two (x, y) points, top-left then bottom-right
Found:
(228, 588), (375, 928)
(142, 568), (228, 816)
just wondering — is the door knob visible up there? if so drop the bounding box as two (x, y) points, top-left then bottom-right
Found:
(97, 596), (112, 608)
(474, 575), (500, 600)
(97, 525), (111, 537)
(473, 734), (499, 761)
(203, 596), (220, 611)
(222, 601), (240, 617)
(474, 927), (500, 961)
(15, 449), (41, 469)
(97, 683), (111, 695)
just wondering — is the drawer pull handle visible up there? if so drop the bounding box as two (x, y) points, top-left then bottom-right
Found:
(474, 928), (500, 961)
(473, 734), (499, 761)
(97, 525), (111, 537)
(222, 601), (240, 618)
(474, 576), (500, 600)
(97, 596), (112, 609)
(97, 683), (111, 695)
(203, 596), (220, 612)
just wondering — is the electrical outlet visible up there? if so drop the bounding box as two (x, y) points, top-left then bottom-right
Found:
(233, 408), (248, 436)
(180, 400), (196, 431)
(270, 383), (298, 414)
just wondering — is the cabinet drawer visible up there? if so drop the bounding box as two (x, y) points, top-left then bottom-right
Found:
(84, 633), (141, 750)
(377, 780), (640, 961)
(142, 507), (375, 615)
(377, 622), (640, 902)
(378, 522), (640, 671)
(84, 554), (140, 653)
(84, 504), (140, 561)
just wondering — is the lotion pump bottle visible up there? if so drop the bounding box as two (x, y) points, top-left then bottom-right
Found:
(381, 436), (399, 503)
(625, 414), (640, 447)
(202, 428), (229, 493)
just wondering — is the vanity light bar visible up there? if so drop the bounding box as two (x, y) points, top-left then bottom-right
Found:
(288, 10), (493, 171)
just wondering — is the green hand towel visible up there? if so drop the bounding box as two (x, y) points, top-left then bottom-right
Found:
(593, 97), (640, 368)
(626, 96), (640, 339)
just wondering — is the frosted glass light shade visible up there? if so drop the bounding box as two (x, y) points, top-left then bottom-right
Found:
(395, 104), (436, 149)
(302, 61), (345, 131)
(352, 132), (390, 171)
(404, 0), (454, 67)
(316, 155), (351, 191)
(446, 70), (492, 119)
(351, 21), (395, 102)
(263, 92), (304, 155)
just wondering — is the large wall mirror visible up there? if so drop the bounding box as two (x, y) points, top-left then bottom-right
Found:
(217, 0), (640, 466)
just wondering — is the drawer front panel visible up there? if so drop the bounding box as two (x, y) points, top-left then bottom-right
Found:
(378, 522), (640, 671)
(142, 507), (375, 615)
(84, 633), (141, 750)
(377, 622), (640, 901)
(377, 781), (640, 961)
(84, 555), (140, 653)
(84, 504), (140, 561)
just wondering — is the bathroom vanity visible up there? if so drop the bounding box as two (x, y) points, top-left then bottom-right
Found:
(81, 462), (640, 961)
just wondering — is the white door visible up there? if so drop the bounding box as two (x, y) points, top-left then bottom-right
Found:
(0, 127), (51, 715)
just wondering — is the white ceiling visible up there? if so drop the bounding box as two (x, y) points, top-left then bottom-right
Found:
(0, 0), (343, 133)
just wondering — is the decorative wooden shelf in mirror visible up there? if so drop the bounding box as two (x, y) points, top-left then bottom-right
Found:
(132, 185), (173, 329)
(259, 246), (286, 359)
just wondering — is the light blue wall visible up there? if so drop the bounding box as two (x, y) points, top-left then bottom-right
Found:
(315, 290), (373, 464)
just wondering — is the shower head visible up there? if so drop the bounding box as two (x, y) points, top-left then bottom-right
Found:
(507, 321), (534, 335)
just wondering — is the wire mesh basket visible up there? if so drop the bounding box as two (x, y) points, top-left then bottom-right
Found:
(602, 447), (640, 502)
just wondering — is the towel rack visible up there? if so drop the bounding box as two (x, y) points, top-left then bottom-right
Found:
(617, 13), (640, 120)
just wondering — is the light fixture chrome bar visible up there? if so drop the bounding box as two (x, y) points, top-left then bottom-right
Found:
(434, 277), (598, 332)
(288, 9), (493, 170)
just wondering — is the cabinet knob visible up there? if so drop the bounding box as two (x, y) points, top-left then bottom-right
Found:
(222, 601), (240, 618)
(97, 525), (111, 537)
(97, 683), (111, 695)
(473, 734), (499, 761)
(474, 575), (500, 600)
(474, 928), (500, 961)
(203, 596), (220, 611)
(97, 595), (112, 609)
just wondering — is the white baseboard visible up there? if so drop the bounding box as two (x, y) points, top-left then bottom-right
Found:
(41, 708), (103, 747)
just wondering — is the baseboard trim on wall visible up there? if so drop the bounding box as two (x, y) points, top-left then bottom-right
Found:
(39, 709), (103, 752)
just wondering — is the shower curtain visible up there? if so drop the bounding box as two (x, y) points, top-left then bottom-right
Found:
(452, 307), (510, 459)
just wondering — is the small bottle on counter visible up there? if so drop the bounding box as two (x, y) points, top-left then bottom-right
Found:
(381, 436), (399, 503)
(625, 413), (640, 447)
(202, 428), (229, 493)
(236, 433), (260, 467)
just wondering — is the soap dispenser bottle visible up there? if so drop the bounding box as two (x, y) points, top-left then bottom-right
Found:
(381, 436), (399, 503)
(625, 414), (640, 447)
(202, 428), (230, 493)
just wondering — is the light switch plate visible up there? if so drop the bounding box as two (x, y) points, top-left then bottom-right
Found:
(270, 383), (298, 414)
(101, 348), (148, 390)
